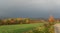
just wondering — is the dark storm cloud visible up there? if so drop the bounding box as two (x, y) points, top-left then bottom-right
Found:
(0, 0), (60, 18)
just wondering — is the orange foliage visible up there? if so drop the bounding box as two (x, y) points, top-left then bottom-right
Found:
(49, 15), (55, 22)
(10, 19), (15, 23)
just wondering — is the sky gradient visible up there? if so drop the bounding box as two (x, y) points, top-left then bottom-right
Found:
(0, 0), (60, 18)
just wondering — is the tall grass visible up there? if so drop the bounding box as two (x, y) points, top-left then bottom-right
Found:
(24, 22), (55, 33)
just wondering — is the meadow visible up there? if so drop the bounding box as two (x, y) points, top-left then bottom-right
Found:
(0, 23), (44, 33)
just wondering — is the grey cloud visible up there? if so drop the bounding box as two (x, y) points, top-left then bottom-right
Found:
(0, 0), (60, 18)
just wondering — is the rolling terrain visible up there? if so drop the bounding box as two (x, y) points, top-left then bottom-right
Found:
(0, 23), (44, 33)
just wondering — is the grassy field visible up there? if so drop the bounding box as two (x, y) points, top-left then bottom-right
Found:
(0, 23), (44, 33)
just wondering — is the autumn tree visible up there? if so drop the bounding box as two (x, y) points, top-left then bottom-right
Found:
(0, 19), (2, 25)
(23, 18), (30, 24)
(48, 15), (55, 25)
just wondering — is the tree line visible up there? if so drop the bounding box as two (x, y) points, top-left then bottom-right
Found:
(0, 18), (30, 25)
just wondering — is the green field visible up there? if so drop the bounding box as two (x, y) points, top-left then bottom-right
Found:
(0, 23), (44, 33)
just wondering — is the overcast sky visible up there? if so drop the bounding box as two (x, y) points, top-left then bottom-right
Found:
(0, 0), (60, 18)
